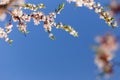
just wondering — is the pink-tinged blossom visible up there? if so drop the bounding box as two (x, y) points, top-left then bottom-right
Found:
(94, 34), (119, 78)
(95, 34), (118, 52)
(31, 11), (44, 25)
(21, 14), (31, 22)
(0, 0), (25, 21)
(17, 22), (27, 33)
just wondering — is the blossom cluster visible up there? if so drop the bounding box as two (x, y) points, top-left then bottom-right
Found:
(93, 34), (118, 78)
(67, 0), (118, 27)
(0, 0), (78, 43)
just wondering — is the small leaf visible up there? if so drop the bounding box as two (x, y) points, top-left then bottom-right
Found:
(55, 3), (65, 14)
(39, 4), (45, 8)
(8, 40), (13, 44)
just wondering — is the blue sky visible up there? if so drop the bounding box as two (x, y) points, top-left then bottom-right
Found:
(0, 0), (120, 80)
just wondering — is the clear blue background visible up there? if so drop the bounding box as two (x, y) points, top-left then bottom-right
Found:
(0, 0), (120, 80)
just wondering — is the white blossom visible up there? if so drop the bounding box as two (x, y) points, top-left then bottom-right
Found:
(12, 9), (23, 17)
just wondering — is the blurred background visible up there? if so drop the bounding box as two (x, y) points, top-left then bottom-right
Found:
(0, 0), (120, 80)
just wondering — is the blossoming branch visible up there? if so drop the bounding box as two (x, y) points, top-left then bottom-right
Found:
(0, 0), (78, 43)
(67, 0), (118, 27)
